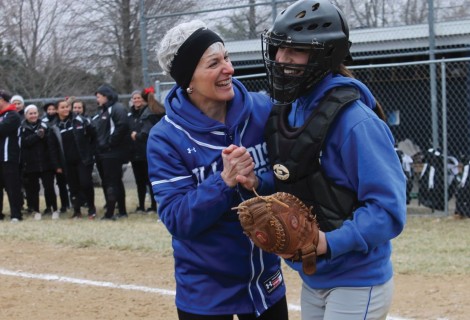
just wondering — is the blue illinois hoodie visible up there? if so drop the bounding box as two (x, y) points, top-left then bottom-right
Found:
(285, 73), (407, 289)
(147, 78), (285, 316)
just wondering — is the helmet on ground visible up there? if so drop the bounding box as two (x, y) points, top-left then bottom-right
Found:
(262, 0), (351, 104)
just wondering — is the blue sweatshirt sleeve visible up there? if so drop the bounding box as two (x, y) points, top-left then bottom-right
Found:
(324, 107), (407, 259)
(147, 125), (238, 239)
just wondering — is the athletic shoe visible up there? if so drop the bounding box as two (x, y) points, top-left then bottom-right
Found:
(145, 208), (157, 214)
(71, 213), (82, 219)
(100, 215), (116, 221)
(116, 213), (128, 219)
(134, 207), (144, 214)
(88, 213), (96, 220)
(34, 212), (42, 220)
(52, 211), (60, 220)
(10, 218), (20, 223)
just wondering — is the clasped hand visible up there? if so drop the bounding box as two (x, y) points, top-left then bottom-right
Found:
(221, 144), (258, 190)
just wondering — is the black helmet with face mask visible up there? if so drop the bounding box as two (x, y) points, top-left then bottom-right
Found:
(262, 0), (351, 105)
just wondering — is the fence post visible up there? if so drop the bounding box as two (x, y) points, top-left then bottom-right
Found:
(428, 0), (439, 149)
(441, 59), (448, 215)
(154, 80), (161, 102)
(140, 0), (150, 87)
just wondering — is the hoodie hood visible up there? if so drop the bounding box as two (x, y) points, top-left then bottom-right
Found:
(289, 73), (376, 127)
(163, 78), (252, 134)
(96, 84), (118, 107)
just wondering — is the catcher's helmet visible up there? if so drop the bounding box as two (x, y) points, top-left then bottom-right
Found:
(262, 0), (351, 104)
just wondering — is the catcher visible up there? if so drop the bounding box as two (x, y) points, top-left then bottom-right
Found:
(251, 1), (407, 319)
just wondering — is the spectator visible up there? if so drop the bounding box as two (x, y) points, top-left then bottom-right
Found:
(10, 94), (27, 211)
(43, 101), (70, 215)
(42, 101), (58, 124)
(50, 99), (97, 220)
(10, 95), (25, 119)
(0, 89), (23, 222)
(147, 20), (288, 319)
(93, 84), (130, 220)
(128, 87), (164, 214)
(20, 104), (59, 220)
(72, 100), (86, 116)
(41, 101), (68, 215)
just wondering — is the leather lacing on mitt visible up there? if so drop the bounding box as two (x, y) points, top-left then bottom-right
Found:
(233, 190), (320, 275)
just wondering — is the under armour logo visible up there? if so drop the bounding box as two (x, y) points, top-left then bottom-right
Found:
(187, 147), (197, 154)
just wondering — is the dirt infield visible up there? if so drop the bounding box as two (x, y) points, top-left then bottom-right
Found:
(0, 240), (468, 320)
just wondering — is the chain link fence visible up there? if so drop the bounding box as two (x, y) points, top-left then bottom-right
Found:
(154, 57), (470, 215)
(21, 0), (470, 216)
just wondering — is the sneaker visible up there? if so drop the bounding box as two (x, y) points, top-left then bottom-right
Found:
(116, 213), (128, 219)
(52, 211), (60, 220)
(34, 212), (42, 220)
(10, 218), (20, 223)
(88, 213), (96, 220)
(71, 213), (82, 219)
(134, 207), (144, 214)
(43, 208), (52, 215)
(100, 215), (116, 221)
(145, 208), (157, 214)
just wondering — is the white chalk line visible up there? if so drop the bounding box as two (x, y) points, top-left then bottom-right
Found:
(0, 268), (410, 319)
(0, 267), (175, 296)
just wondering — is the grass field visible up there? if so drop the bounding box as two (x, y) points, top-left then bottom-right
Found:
(1, 191), (470, 319)
(0, 209), (468, 275)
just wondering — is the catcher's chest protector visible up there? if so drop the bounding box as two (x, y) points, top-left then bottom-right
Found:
(264, 87), (360, 231)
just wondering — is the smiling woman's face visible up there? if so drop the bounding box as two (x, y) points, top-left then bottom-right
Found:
(25, 108), (39, 123)
(57, 101), (70, 120)
(188, 42), (235, 107)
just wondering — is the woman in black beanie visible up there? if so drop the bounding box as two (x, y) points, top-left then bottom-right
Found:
(93, 84), (130, 220)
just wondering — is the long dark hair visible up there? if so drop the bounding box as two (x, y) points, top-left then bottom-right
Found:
(338, 64), (386, 121)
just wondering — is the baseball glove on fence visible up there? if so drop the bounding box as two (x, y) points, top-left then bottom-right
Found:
(234, 192), (320, 275)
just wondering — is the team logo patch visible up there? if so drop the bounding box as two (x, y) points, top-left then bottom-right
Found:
(263, 269), (283, 294)
(273, 164), (290, 181)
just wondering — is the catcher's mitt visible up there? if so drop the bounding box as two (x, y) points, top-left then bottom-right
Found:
(234, 192), (319, 275)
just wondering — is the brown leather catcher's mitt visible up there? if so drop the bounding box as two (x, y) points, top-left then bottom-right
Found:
(234, 192), (320, 275)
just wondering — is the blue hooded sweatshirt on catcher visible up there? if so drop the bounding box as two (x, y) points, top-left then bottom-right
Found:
(147, 78), (285, 316)
(284, 73), (407, 289)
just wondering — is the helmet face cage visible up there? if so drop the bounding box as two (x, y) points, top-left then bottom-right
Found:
(261, 0), (350, 105)
(262, 32), (328, 105)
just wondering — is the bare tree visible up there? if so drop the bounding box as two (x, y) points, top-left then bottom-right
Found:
(71, 0), (195, 94)
(404, 0), (428, 24)
(213, 0), (285, 41)
(0, 0), (105, 98)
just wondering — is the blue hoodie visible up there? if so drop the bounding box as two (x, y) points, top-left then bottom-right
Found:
(284, 73), (407, 289)
(147, 78), (285, 316)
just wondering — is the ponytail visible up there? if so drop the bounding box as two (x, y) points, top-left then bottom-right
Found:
(141, 88), (165, 115)
(337, 65), (386, 122)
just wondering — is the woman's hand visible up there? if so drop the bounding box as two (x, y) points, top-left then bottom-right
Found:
(221, 145), (258, 189)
